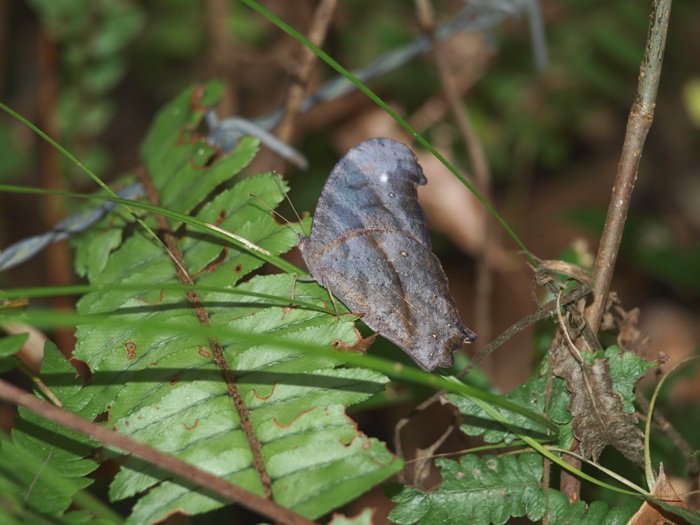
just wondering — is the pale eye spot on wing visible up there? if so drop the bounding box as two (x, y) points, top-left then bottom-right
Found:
(432, 333), (438, 339)
(400, 250), (408, 257)
(380, 172), (389, 183)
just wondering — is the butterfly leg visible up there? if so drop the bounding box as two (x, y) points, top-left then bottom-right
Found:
(283, 274), (306, 318)
(323, 281), (342, 319)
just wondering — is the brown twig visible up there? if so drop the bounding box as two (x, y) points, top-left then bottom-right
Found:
(204, 0), (238, 117)
(0, 378), (316, 525)
(584, 0), (671, 334)
(274, 0), (338, 169)
(459, 283), (591, 379)
(560, 0), (673, 501)
(37, 26), (75, 355)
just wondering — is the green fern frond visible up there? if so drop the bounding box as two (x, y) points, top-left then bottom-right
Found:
(60, 82), (401, 523)
(448, 373), (572, 447)
(0, 342), (118, 523)
(389, 453), (634, 525)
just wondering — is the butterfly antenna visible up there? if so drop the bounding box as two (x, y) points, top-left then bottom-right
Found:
(250, 172), (308, 237)
(274, 172), (307, 235)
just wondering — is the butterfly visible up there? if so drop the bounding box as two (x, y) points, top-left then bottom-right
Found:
(298, 138), (475, 371)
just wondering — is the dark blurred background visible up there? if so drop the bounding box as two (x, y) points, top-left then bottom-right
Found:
(1, 0), (699, 519)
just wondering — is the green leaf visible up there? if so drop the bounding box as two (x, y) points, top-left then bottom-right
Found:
(0, 333), (28, 357)
(0, 343), (107, 520)
(545, 490), (634, 525)
(67, 82), (401, 523)
(389, 454), (634, 525)
(389, 454), (548, 524)
(590, 346), (657, 413)
(0, 333), (28, 372)
(73, 200), (136, 281)
(447, 374), (570, 446)
(140, 83), (224, 172)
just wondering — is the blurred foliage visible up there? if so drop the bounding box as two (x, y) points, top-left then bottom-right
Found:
(568, 207), (700, 291)
(0, 125), (33, 181)
(473, 0), (647, 179)
(4, 0), (697, 189)
(26, 0), (145, 178)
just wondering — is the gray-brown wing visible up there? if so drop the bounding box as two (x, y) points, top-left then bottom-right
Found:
(302, 229), (475, 371)
(307, 138), (432, 249)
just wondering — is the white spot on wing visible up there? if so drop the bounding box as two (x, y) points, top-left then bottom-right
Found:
(379, 172), (389, 183)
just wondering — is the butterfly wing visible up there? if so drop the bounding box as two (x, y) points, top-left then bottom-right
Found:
(307, 138), (431, 248)
(303, 229), (475, 371)
(299, 138), (476, 371)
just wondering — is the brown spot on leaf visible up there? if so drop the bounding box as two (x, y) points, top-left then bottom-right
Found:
(169, 375), (179, 386)
(176, 126), (197, 146)
(281, 305), (294, 319)
(183, 419), (199, 431)
(252, 384), (277, 401)
(333, 329), (376, 354)
(216, 209), (227, 225)
(124, 341), (137, 360)
(134, 289), (165, 305)
(198, 346), (212, 358)
(95, 410), (109, 424)
(339, 436), (355, 448)
(273, 408), (315, 429)
(233, 263), (243, 274)
(190, 84), (206, 112)
(69, 356), (92, 386)
(194, 248), (228, 277)
(187, 157), (209, 171)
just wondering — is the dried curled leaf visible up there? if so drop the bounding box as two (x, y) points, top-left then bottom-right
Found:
(553, 346), (645, 464)
(628, 464), (693, 525)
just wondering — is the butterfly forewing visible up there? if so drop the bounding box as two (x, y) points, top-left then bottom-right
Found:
(308, 139), (431, 247)
(299, 138), (476, 371)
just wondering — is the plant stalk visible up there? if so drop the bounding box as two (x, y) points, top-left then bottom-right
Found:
(561, 0), (673, 501)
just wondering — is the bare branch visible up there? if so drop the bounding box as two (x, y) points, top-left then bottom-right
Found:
(561, 0), (673, 501)
(585, 0), (672, 333)
(0, 378), (317, 525)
